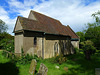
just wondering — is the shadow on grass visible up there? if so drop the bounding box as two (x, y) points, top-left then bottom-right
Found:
(62, 53), (100, 75)
(0, 61), (19, 75)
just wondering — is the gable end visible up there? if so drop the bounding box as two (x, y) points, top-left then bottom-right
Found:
(14, 17), (23, 33)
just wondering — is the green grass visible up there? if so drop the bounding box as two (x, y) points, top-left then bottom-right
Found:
(0, 51), (100, 75)
(0, 50), (10, 63)
(36, 53), (100, 75)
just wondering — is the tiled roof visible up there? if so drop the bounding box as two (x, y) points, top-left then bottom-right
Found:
(18, 16), (48, 33)
(31, 10), (69, 35)
(65, 25), (79, 39)
(14, 10), (79, 38)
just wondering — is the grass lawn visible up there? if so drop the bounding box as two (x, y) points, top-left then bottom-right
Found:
(0, 51), (100, 75)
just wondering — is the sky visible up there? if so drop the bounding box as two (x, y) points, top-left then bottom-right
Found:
(0, 0), (100, 35)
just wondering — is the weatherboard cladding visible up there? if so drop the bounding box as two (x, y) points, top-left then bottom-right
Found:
(15, 10), (78, 39)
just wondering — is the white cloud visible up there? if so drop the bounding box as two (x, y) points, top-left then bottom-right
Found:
(0, 6), (16, 35)
(1, 0), (100, 35)
(0, 6), (8, 20)
(24, 0), (38, 7)
(32, 0), (100, 32)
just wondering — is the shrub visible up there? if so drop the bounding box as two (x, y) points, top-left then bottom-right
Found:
(74, 47), (79, 54)
(11, 54), (34, 65)
(19, 54), (34, 64)
(14, 49), (34, 64)
(0, 39), (9, 49)
(79, 49), (83, 53)
(83, 44), (96, 55)
(54, 55), (67, 64)
(0, 39), (14, 53)
(96, 50), (100, 53)
(2, 46), (39, 65)
(6, 41), (14, 53)
(33, 54), (40, 62)
(2, 50), (8, 57)
(83, 44), (96, 60)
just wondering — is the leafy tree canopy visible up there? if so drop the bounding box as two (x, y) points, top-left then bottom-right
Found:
(76, 32), (85, 42)
(85, 11), (100, 49)
(0, 19), (8, 33)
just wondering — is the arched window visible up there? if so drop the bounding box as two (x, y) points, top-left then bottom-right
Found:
(57, 44), (58, 53)
(63, 42), (67, 50)
(34, 37), (37, 45)
(54, 42), (59, 55)
(54, 42), (57, 52)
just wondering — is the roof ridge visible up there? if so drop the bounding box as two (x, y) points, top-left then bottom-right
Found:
(14, 11), (72, 36)
(18, 16), (38, 22)
(31, 10), (60, 22)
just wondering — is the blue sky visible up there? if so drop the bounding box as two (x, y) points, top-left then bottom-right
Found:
(0, 0), (100, 35)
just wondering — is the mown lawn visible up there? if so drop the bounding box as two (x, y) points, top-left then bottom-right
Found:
(0, 50), (100, 75)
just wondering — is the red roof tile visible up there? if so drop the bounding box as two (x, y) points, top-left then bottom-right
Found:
(64, 25), (79, 39)
(31, 10), (69, 35)
(14, 10), (79, 38)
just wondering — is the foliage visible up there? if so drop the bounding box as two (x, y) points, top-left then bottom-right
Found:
(11, 49), (39, 65)
(74, 47), (79, 53)
(1, 50), (100, 75)
(0, 32), (14, 41)
(0, 20), (13, 50)
(0, 19), (8, 33)
(96, 50), (100, 53)
(80, 40), (94, 46)
(53, 55), (67, 64)
(11, 49), (34, 65)
(0, 39), (9, 49)
(84, 11), (100, 49)
(82, 40), (96, 60)
(33, 54), (41, 62)
(0, 39), (14, 53)
(2, 47), (39, 65)
(76, 11), (100, 50)
(13, 54), (40, 65)
(76, 32), (85, 42)
(14, 54), (34, 65)
(83, 44), (96, 55)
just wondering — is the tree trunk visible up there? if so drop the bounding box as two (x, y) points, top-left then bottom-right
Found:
(84, 51), (91, 60)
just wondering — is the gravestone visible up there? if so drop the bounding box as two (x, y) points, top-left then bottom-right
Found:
(38, 63), (48, 75)
(95, 68), (100, 75)
(29, 59), (37, 75)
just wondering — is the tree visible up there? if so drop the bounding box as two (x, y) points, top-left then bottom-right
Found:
(0, 19), (9, 41)
(0, 19), (8, 33)
(0, 32), (14, 40)
(85, 11), (100, 49)
(82, 40), (96, 60)
(83, 44), (96, 60)
(76, 32), (85, 42)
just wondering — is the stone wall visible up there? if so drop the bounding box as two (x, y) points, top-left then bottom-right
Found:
(71, 40), (79, 49)
(15, 19), (22, 31)
(15, 31), (75, 58)
(44, 34), (73, 59)
(44, 39), (59, 58)
(23, 31), (44, 57)
(15, 33), (23, 54)
(23, 36), (43, 57)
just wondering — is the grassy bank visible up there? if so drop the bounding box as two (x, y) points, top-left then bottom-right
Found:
(0, 51), (100, 75)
